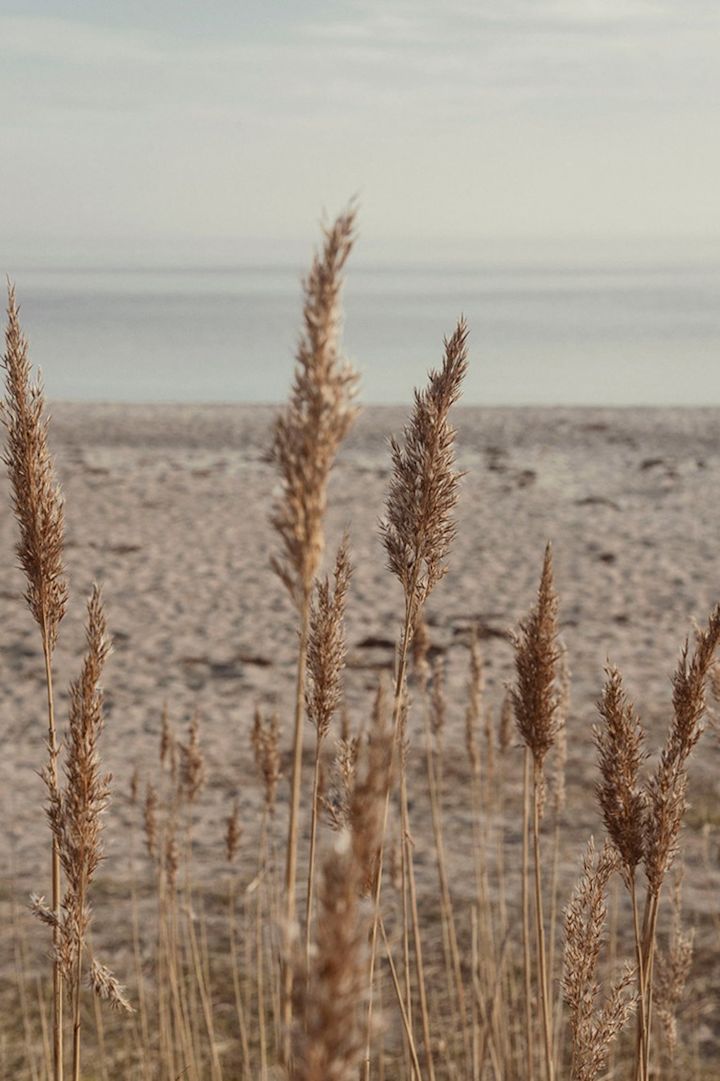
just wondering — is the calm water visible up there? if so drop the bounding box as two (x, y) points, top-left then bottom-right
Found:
(9, 262), (720, 404)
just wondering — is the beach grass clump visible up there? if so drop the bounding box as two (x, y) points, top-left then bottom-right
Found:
(2, 212), (719, 1081)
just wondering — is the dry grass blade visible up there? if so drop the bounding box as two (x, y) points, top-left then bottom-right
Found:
(412, 615), (431, 693)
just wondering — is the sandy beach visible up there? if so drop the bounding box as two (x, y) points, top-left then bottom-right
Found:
(2, 402), (719, 1055)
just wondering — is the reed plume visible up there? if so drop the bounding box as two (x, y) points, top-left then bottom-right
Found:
(380, 318), (468, 635)
(2, 283), (68, 1081)
(293, 724), (388, 1081)
(292, 834), (368, 1081)
(595, 664), (649, 1076)
(43, 587), (131, 1081)
(270, 208), (359, 608)
(654, 874), (693, 1061)
(270, 206), (359, 1051)
(644, 604), (720, 897)
(252, 708), (282, 812)
(562, 839), (635, 1081)
(305, 536), (352, 957)
(225, 798), (242, 864)
(512, 543), (560, 1081)
(179, 714), (206, 805)
(595, 666), (647, 882)
(366, 317), (468, 1081)
(349, 686), (392, 899)
(1, 283), (67, 647)
(513, 544), (560, 789)
(637, 603), (720, 1080)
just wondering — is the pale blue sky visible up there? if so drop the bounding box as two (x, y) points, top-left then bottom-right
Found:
(3, 2), (720, 265)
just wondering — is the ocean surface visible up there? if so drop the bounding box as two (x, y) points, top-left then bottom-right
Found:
(8, 261), (720, 405)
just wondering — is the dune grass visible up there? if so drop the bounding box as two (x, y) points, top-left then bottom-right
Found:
(1, 210), (719, 1080)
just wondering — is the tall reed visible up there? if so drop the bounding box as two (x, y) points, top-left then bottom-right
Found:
(562, 840), (635, 1081)
(270, 207), (359, 1051)
(368, 317), (468, 1079)
(3, 284), (68, 1081)
(4, 217), (720, 1081)
(304, 535), (352, 962)
(512, 544), (561, 1081)
(43, 587), (131, 1081)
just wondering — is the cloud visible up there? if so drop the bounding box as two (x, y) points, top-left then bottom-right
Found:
(2, 1), (720, 254)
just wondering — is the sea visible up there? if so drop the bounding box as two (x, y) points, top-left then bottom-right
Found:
(8, 260), (720, 406)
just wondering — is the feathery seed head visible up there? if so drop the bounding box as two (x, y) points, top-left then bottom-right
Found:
(252, 707), (282, 811)
(350, 691), (392, 897)
(41, 586), (112, 984)
(562, 839), (635, 1081)
(512, 544), (561, 780)
(323, 735), (360, 833)
(88, 959), (133, 1014)
(179, 713), (206, 804)
(645, 604), (720, 894)
(270, 208), (360, 607)
(225, 797), (242, 863)
(594, 665), (647, 881)
(655, 872), (693, 1059)
(306, 535), (352, 742)
(292, 831), (368, 1081)
(380, 318), (468, 629)
(2, 283), (67, 649)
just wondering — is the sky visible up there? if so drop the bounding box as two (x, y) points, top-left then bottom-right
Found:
(3, 2), (720, 266)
